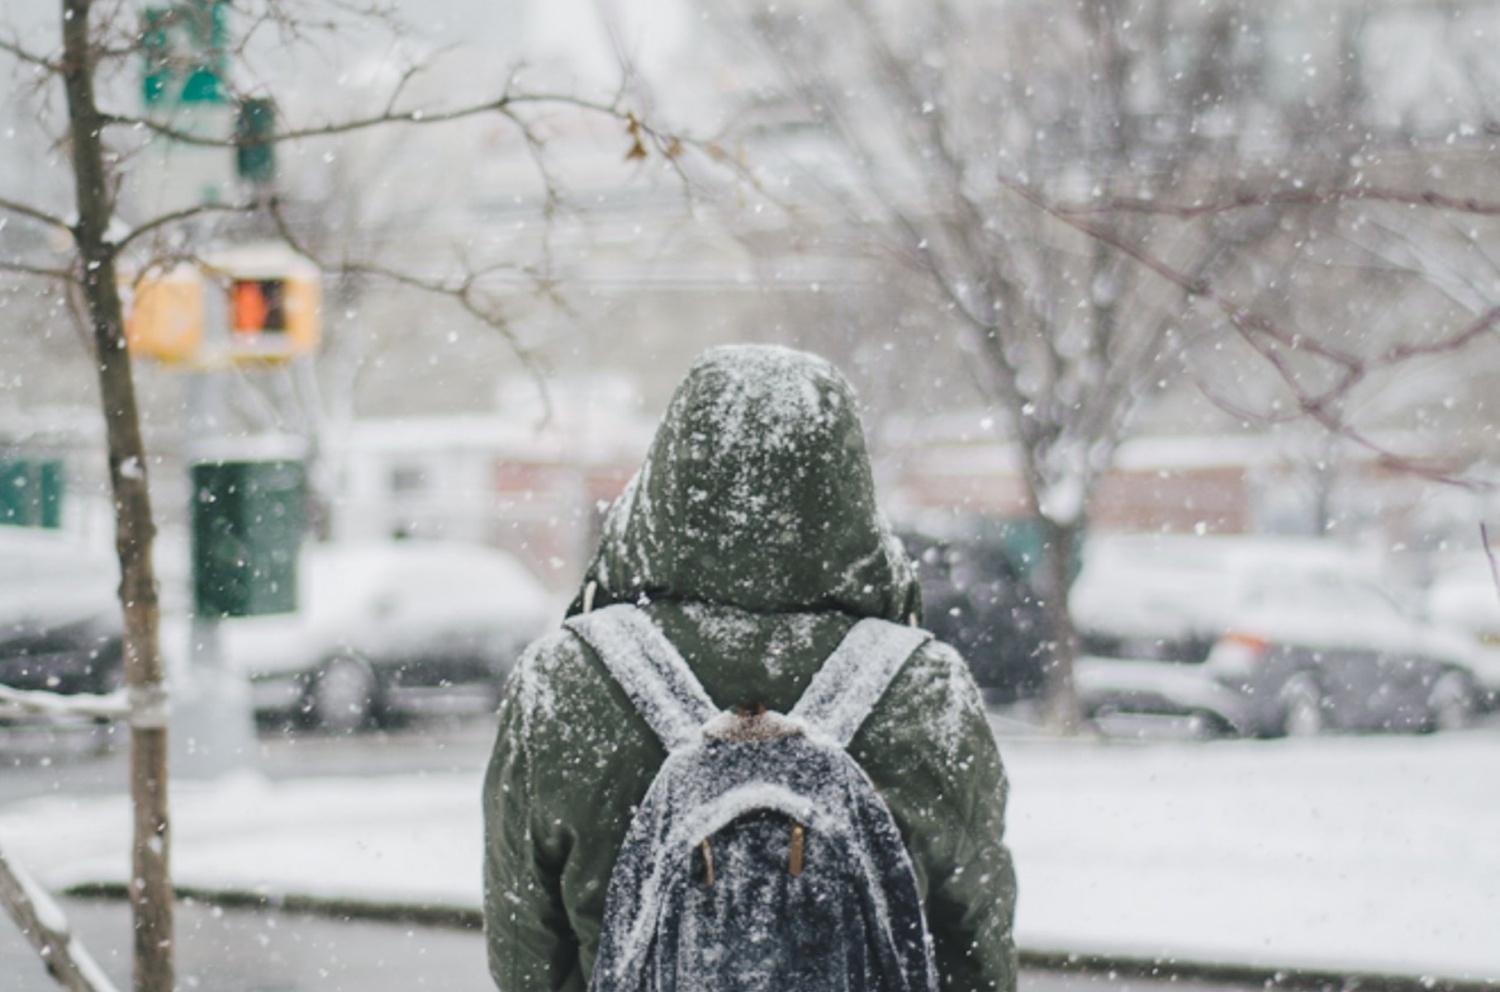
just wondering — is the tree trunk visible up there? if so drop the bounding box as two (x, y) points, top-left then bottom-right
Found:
(1036, 517), (1083, 735)
(59, 2), (175, 990)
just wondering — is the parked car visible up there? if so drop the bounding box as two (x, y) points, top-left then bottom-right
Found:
(222, 541), (554, 731)
(0, 528), (122, 703)
(898, 529), (1052, 704)
(1070, 535), (1486, 737)
(1425, 557), (1500, 706)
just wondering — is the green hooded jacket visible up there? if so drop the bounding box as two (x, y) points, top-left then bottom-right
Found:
(483, 345), (1018, 991)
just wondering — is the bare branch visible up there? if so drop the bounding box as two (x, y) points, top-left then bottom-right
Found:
(1335, 213), (1499, 316)
(0, 34), (54, 71)
(101, 90), (638, 147)
(1124, 196), (1500, 383)
(1066, 185), (1500, 220)
(999, 173), (1364, 374)
(1483, 524), (1500, 599)
(1193, 347), (1480, 488)
(0, 260), (75, 281)
(112, 200), (260, 254)
(0, 842), (119, 992)
(0, 195), (72, 234)
(1379, 302), (1500, 367)
(380, 59), (430, 120)
(1007, 173), (1499, 487)
(264, 198), (543, 368)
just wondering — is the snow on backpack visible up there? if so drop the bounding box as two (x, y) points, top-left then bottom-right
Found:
(565, 604), (940, 992)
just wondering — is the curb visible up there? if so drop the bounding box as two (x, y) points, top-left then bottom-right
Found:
(64, 885), (1499, 992)
(1018, 948), (1499, 992)
(64, 882), (482, 932)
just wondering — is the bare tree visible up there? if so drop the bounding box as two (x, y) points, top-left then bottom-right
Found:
(702, 0), (1369, 731)
(0, 2), (693, 989)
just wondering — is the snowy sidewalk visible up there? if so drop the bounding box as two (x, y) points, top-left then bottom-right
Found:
(1, 731), (1496, 984)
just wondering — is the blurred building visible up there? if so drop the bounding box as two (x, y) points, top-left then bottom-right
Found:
(319, 373), (654, 591)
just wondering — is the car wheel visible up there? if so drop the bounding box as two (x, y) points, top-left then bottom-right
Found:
(1428, 670), (1480, 732)
(1279, 674), (1326, 737)
(307, 657), (379, 733)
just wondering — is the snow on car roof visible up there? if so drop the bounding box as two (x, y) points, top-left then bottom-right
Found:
(300, 540), (552, 617)
(0, 529), (119, 627)
(1071, 534), (1397, 640)
(1427, 556), (1500, 632)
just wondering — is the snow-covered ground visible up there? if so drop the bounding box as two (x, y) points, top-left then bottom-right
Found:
(1002, 731), (1498, 981)
(1, 729), (1496, 984)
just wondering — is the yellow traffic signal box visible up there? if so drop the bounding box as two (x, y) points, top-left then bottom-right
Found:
(124, 265), (206, 364)
(122, 245), (321, 366)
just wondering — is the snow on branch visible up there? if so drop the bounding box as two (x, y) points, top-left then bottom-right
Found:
(0, 685), (131, 722)
(0, 842), (120, 992)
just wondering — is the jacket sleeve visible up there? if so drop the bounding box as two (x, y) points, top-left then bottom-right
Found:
(483, 637), (585, 992)
(853, 640), (1019, 992)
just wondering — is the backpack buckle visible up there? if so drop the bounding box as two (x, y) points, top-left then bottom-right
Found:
(701, 708), (805, 743)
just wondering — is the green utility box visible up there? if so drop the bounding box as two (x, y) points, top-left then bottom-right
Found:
(192, 458), (304, 617)
(0, 457), (64, 529)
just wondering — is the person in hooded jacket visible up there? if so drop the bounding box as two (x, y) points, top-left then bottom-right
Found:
(483, 344), (1018, 992)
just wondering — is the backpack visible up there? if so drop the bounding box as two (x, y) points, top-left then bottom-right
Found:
(565, 604), (940, 992)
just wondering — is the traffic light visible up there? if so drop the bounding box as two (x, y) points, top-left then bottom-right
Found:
(236, 97), (277, 185)
(232, 278), (288, 335)
(122, 246), (320, 366)
(222, 253), (320, 363)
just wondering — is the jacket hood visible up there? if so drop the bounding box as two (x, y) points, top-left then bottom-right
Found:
(569, 345), (919, 622)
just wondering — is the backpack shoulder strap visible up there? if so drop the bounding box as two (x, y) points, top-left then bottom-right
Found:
(565, 604), (718, 752)
(789, 619), (932, 749)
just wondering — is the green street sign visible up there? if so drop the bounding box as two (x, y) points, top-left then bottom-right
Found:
(142, 2), (228, 107)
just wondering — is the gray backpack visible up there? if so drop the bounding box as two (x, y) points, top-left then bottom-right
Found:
(566, 604), (940, 992)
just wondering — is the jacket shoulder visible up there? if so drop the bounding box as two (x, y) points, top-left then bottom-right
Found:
(508, 623), (672, 752)
(910, 635), (975, 684)
(505, 627), (598, 724)
(867, 634), (988, 764)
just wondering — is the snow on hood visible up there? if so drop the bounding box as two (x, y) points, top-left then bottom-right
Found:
(569, 345), (920, 623)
